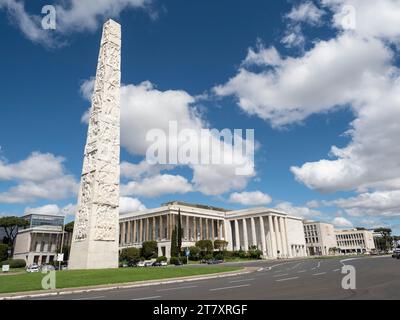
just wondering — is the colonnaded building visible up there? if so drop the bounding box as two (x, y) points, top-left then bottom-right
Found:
(119, 201), (307, 259)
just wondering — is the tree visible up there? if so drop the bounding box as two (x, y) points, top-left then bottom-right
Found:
(0, 244), (8, 262)
(195, 240), (213, 256)
(177, 209), (183, 256)
(214, 240), (228, 251)
(64, 221), (74, 233)
(170, 229), (179, 258)
(188, 246), (201, 260)
(0, 216), (29, 254)
(141, 241), (158, 259)
(120, 247), (141, 262)
(374, 228), (393, 251)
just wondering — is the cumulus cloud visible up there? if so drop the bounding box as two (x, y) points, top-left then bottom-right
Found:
(228, 191), (272, 206)
(286, 1), (325, 25)
(0, 0), (152, 47)
(24, 203), (76, 217)
(0, 152), (78, 204)
(82, 80), (255, 196)
(275, 201), (322, 218)
(214, 0), (400, 227)
(121, 174), (193, 198)
(119, 197), (146, 214)
(332, 216), (353, 228)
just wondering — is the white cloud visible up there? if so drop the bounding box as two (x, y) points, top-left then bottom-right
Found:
(119, 197), (146, 214)
(24, 203), (76, 217)
(332, 216), (353, 228)
(82, 80), (255, 196)
(287, 1), (325, 25)
(275, 201), (321, 218)
(0, 152), (78, 204)
(121, 174), (193, 198)
(228, 191), (272, 206)
(0, 0), (152, 47)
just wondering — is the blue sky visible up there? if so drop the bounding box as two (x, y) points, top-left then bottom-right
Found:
(0, 0), (399, 234)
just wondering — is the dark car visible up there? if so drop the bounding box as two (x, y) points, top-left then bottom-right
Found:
(127, 260), (139, 267)
(392, 247), (400, 259)
(152, 262), (162, 267)
(206, 259), (224, 265)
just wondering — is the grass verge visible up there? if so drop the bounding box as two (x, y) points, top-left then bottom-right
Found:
(0, 266), (241, 294)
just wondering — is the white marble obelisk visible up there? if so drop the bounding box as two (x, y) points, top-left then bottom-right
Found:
(69, 19), (121, 270)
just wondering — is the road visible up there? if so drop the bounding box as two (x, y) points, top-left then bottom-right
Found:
(29, 256), (399, 300)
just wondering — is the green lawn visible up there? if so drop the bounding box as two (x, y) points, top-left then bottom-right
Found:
(0, 266), (241, 294)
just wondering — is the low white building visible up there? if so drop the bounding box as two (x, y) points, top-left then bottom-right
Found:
(13, 213), (65, 265)
(335, 229), (376, 254)
(304, 221), (337, 256)
(119, 201), (307, 259)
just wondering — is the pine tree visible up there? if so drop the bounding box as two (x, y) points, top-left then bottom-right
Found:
(170, 228), (178, 257)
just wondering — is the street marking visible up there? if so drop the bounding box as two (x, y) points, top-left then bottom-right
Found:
(273, 273), (289, 277)
(298, 270), (307, 273)
(275, 277), (299, 282)
(229, 278), (255, 283)
(333, 269), (340, 272)
(156, 285), (197, 292)
(312, 272), (326, 276)
(210, 284), (250, 291)
(132, 296), (161, 300)
(317, 262), (321, 268)
(72, 296), (105, 300)
(311, 267), (316, 270)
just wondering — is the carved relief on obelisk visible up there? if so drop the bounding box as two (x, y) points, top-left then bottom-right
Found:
(69, 19), (121, 269)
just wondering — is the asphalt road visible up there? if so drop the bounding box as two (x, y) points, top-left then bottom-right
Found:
(29, 256), (400, 300)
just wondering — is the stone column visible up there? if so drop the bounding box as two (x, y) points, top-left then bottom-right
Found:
(200, 218), (203, 239)
(268, 215), (277, 258)
(133, 220), (137, 243)
(283, 218), (291, 258)
(166, 214), (170, 239)
(194, 217), (197, 241)
(69, 20), (121, 270)
(251, 217), (257, 247)
(278, 217), (287, 258)
(274, 216), (282, 257)
(152, 217), (156, 241)
(186, 215), (189, 240)
(234, 220), (240, 250)
(205, 219), (209, 239)
(159, 216), (163, 240)
(259, 216), (267, 257)
(242, 219), (249, 250)
(140, 219), (143, 243)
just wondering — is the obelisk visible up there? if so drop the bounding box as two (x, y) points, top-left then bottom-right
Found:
(69, 20), (121, 269)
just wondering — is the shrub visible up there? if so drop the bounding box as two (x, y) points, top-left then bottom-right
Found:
(156, 256), (167, 262)
(141, 241), (158, 259)
(214, 253), (224, 261)
(0, 244), (8, 262)
(203, 254), (213, 261)
(0, 259), (26, 268)
(188, 246), (201, 261)
(120, 247), (141, 262)
(169, 257), (181, 265)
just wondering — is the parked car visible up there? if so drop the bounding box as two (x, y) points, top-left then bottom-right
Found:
(160, 261), (168, 267)
(392, 247), (400, 259)
(206, 259), (223, 265)
(144, 261), (153, 267)
(152, 262), (162, 267)
(26, 264), (40, 273)
(136, 261), (145, 267)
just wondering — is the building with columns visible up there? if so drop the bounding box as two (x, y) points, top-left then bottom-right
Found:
(304, 221), (337, 256)
(119, 201), (307, 259)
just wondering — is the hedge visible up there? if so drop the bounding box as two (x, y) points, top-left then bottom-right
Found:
(0, 259), (26, 268)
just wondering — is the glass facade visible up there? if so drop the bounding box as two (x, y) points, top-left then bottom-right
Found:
(24, 214), (64, 229)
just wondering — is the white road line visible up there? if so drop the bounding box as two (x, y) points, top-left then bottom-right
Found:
(156, 285), (197, 292)
(131, 296), (161, 300)
(210, 284), (250, 292)
(298, 270), (307, 273)
(333, 269), (340, 272)
(273, 273), (289, 277)
(317, 262), (321, 268)
(229, 278), (255, 283)
(275, 277), (299, 282)
(312, 272), (326, 276)
(72, 296), (105, 300)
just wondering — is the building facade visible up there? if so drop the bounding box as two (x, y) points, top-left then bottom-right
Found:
(13, 213), (65, 265)
(119, 202), (307, 259)
(335, 229), (376, 254)
(304, 221), (337, 256)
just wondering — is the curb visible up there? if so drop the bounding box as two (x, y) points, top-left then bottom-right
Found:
(0, 267), (255, 300)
